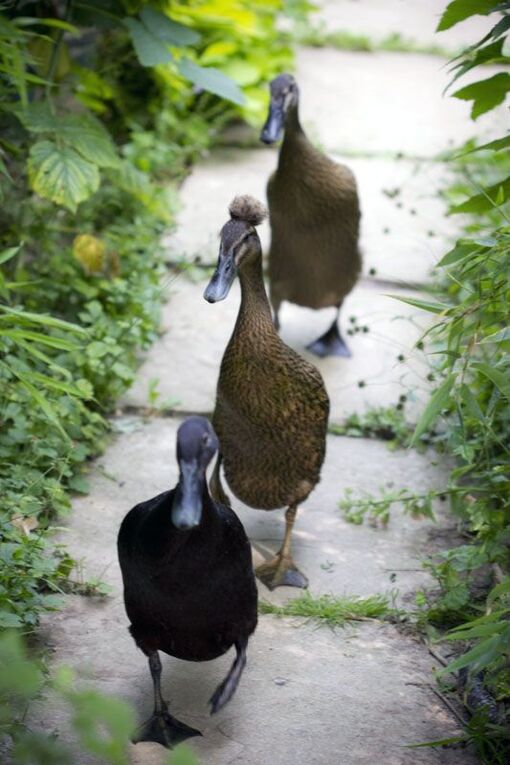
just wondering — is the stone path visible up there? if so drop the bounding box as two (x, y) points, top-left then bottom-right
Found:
(37, 3), (504, 763)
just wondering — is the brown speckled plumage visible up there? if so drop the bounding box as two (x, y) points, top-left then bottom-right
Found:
(205, 196), (329, 588)
(266, 100), (361, 313)
(214, 258), (329, 510)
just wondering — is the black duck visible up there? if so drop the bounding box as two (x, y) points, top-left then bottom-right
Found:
(117, 416), (257, 748)
(204, 195), (329, 590)
(261, 73), (362, 357)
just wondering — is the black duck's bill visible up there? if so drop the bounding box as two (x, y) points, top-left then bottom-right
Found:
(260, 104), (285, 144)
(171, 461), (202, 530)
(203, 253), (236, 303)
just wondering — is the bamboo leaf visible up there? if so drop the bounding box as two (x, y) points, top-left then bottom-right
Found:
(0, 304), (88, 334)
(480, 326), (510, 343)
(387, 295), (450, 315)
(411, 375), (455, 445)
(0, 244), (22, 265)
(473, 362), (510, 400)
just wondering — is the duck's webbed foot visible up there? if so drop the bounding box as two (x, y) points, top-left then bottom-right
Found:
(307, 315), (351, 358)
(209, 637), (248, 715)
(256, 554), (309, 590)
(133, 707), (201, 748)
(135, 650), (201, 749)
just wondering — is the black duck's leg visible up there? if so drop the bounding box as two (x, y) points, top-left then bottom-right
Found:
(256, 505), (308, 590)
(209, 636), (248, 715)
(133, 651), (201, 748)
(209, 452), (231, 507)
(306, 303), (351, 358)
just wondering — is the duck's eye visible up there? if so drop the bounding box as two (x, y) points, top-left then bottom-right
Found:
(202, 434), (211, 447)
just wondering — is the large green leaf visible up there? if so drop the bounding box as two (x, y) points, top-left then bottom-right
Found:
(16, 105), (118, 168)
(124, 17), (173, 67)
(28, 140), (99, 211)
(59, 114), (119, 168)
(450, 175), (510, 214)
(437, 0), (499, 31)
(178, 59), (245, 105)
(411, 374), (455, 445)
(139, 7), (200, 45)
(453, 72), (510, 119)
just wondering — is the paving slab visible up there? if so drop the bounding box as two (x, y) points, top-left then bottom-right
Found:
(314, 0), (494, 50)
(166, 147), (459, 284)
(34, 418), (474, 764)
(296, 48), (505, 157)
(122, 277), (431, 422)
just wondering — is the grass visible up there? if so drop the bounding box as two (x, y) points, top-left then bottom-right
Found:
(292, 25), (455, 58)
(259, 592), (394, 627)
(328, 405), (413, 448)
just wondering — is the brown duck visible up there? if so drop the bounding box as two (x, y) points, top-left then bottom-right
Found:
(261, 73), (362, 357)
(203, 195), (329, 590)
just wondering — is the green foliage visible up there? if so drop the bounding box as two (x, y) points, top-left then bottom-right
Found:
(293, 24), (454, 57)
(339, 487), (441, 527)
(259, 592), (393, 627)
(329, 404), (413, 448)
(0, 630), (203, 763)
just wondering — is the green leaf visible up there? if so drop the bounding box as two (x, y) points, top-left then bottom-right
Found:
(28, 140), (99, 211)
(450, 175), (510, 214)
(437, 0), (499, 31)
(60, 114), (119, 168)
(124, 17), (173, 67)
(0, 243), (22, 265)
(411, 374), (455, 445)
(453, 72), (510, 119)
(442, 634), (503, 674)
(68, 475), (91, 494)
(15, 375), (68, 438)
(480, 326), (510, 343)
(0, 611), (23, 628)
(473, 362), (510, 400)
(487, 578), (510, 607)
(139, 7), (200, 45)
(0, 305), (88, 334)
(0, 329), (79, 351)
(437, 240), (485, 267)
(387, 295), (449, 315)
(167, 745), (201, 765)
(458, 135), (510, 157)
(459, 383), (485, 422)
(447, 39), (507, 89)
(178, 59), (245, 105)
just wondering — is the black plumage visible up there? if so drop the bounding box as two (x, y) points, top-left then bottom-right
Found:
(117, 416), (257, 748)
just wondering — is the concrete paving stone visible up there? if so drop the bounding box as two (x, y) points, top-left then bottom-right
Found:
(33, 417), (474, 764)
(166, 146), (460, 284)
(296, 48), (506, 157)
(122, 277), (432, 422)
(314, 0), (495, 50)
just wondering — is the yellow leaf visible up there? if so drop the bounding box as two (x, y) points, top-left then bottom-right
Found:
(73, 234), (105, 273)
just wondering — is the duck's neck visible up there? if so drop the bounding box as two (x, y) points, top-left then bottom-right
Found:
(279, 104), (307, 167)
(237, 255), (274, 333)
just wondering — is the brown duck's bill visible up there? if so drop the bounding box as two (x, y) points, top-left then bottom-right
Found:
(203, 252), (236, 303)
(260, 104), (285, 144)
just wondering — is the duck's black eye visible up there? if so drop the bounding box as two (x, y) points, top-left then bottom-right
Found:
(202, 433), (210, 447)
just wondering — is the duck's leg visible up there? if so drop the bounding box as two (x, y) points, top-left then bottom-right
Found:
(209, 452), (231, 507)
(209, 636), (248, 715)
(306, 303), (351, 358)
(256, 505), (308, 590)
(133, 651), (201, 748)
(271, 296), (282, 331)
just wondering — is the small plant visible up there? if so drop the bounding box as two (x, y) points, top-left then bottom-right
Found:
(259, 592), (394, 627)
(329, 404), (414, 448)
(339, 486), (442, 527)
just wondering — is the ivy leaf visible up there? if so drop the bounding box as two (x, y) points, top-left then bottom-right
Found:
(179, 59), (245, 104)
(124, 17), (173, 67)
(139, 7), (200, 45)
(28, 140), (99, 211)
(411, 374), (455, 445)
(453, 72), (510, 119)
(437, 0), (499, 32)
